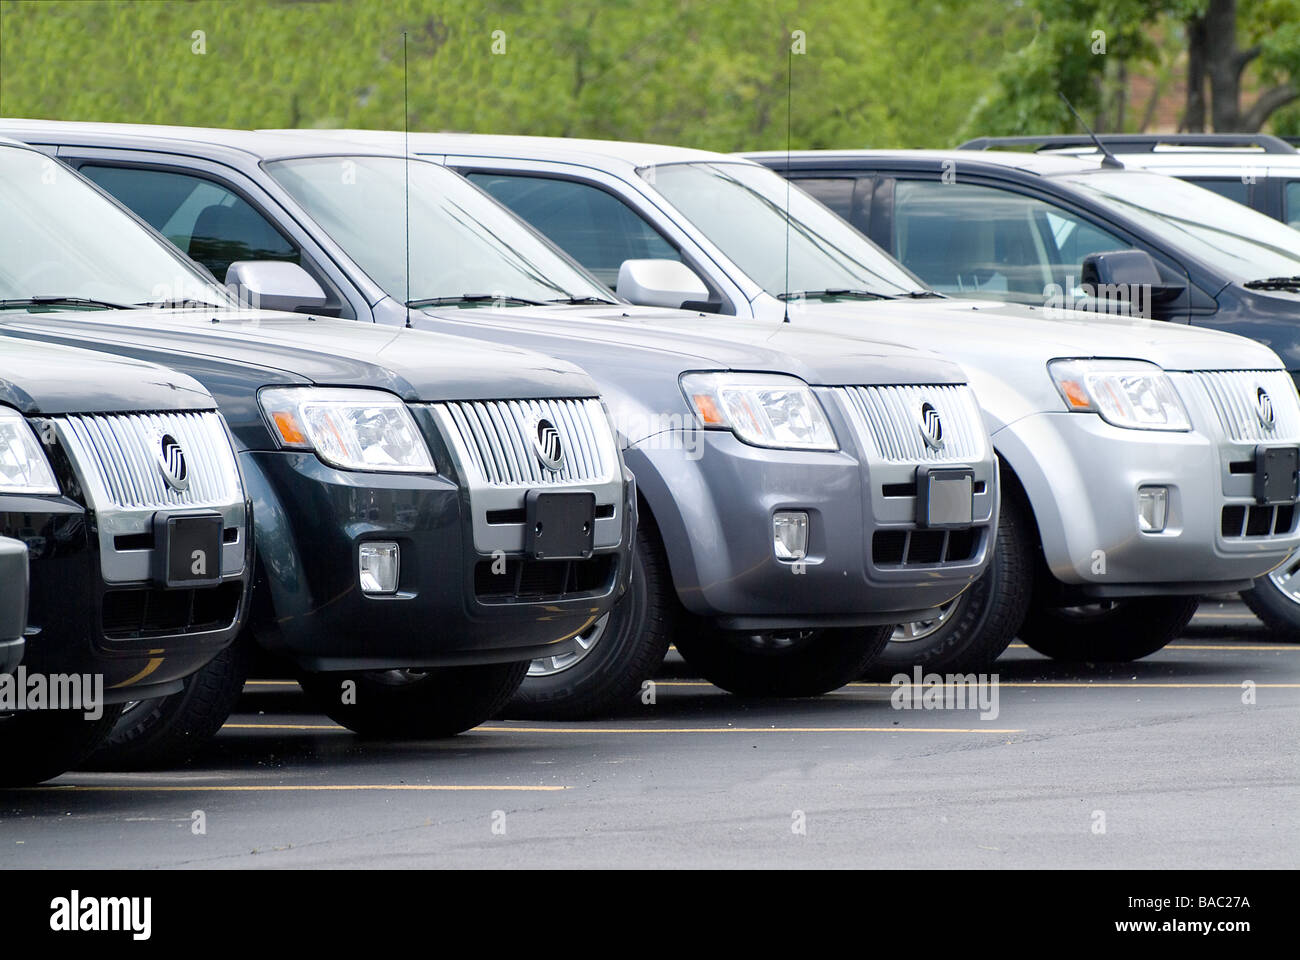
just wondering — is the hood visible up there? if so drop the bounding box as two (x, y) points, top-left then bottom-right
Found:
(0, 307), (596, 402)
(0, 338), (214, 416)
(794, 297), (1284, 371)
(785, 297), (1287, 432)
(414, 301), (968, 386)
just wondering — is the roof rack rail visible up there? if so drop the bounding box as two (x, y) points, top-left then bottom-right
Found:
(957, 133), (1297, 154)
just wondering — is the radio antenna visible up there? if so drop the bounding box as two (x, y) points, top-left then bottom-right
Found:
(1058, 92), (1124, 169)
(782, 41), (792, 323)
(403, 31), (412, 327)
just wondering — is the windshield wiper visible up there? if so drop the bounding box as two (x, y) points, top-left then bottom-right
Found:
(134, 297), (230, 310)
(1244, 276), (1300, 291)
(903, 290), (945, 299)
(0, 296), (137, 311)
(547, 296), (618, 305)
(407, 294), (546, 308)
(777, 289), (894, 301)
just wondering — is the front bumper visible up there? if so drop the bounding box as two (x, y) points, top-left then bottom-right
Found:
(0, 536), (27, 673)
(244, 450), (633, 671)
(997, 412), (1300, 595)
(628, 428), (996, 629)
(1, 495), (250, 702)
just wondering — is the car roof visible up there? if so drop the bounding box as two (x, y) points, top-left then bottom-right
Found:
(1063, 149), (1300, 173)
(271, 129), (743, 170)
(743, 148), (1105, 176)
(0, 118), (410, 163)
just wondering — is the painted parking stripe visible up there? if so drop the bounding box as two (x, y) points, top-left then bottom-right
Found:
(22, 783), (567, 792)
(222, 721), (1022, 734)
(648, 680), (1300, 689)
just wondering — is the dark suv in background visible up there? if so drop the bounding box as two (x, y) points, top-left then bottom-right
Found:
(1, 340), (252, 785)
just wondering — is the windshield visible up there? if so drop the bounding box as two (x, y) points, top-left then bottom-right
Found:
(266, 156), (617, 306)
(1059, 170), (1300, 281)
(647, 161), (920, 299)
(0, 145), (231, 309)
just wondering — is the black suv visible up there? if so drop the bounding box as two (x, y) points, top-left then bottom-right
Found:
(1, 340), (252, 784)
(0, 138), (633, 765)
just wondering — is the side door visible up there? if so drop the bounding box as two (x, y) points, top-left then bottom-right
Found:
(444, 157), (756, 317)
(54, 148), (372, 320)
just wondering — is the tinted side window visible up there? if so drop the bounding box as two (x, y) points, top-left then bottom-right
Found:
(1285, 182), (1300, 230)
(468, 173), (680, 288)
(794, 177), (856, 222)
(891, 180), (1130, 304)
(1183, 177), (1251, 206)
(80, 165), (299, 282)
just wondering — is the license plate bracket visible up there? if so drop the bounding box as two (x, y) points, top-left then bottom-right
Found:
(525, 491), (596, 560)
(153, 512), (224, 588)
(1254, 445), (1300, 505)
(916, 466), (974, 528)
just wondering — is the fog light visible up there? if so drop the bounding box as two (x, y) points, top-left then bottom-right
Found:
(773, 511), (809, 561)
(359, 542), (400, 594)
(1138, 486), (1168, 533)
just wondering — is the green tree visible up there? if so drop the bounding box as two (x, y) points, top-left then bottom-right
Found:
(0, 0), (1030, 150)
(965, 0), (1300, 137)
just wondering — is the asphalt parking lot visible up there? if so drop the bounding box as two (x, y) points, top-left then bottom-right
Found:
(1, 600), (1296, 870)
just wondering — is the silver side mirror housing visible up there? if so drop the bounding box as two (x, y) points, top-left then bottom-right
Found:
(226, 261), (328, 313)
(616, 259), (708, 309)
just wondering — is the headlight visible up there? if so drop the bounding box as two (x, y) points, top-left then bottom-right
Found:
(680, 372), (837, 450)
(0, 407), (58, 495)
(1048, 359), (1190, 431)
(259, 388), (435, 473)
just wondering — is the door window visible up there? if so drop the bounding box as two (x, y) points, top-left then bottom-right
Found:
(891, 179), (1130, 304)
(80, 165), (300, 282)
(468, 173), (681, 288)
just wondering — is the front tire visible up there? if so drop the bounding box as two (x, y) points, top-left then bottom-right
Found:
(298, 661), (529, 738)
(0, 707), (124, 786)
(673, 623), (892, 698)
(1018, 595), (1199, 661)
(87, 636), (250, 770)
(509, 521), (673, 719)
(862, 492), (1033, 679)
(1241, 549), (1300, 638)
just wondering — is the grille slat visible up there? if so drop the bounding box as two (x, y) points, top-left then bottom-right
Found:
(59, 412), (242, 510)
(836, 384), (985, 463)
(433, 398), (617, 486)
(1192, 370), (1300, 442)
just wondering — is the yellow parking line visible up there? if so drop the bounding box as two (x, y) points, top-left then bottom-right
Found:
(23, 784), (567, 792)
(1162, 644), (1300, 651)
(223, 722), (344, 730)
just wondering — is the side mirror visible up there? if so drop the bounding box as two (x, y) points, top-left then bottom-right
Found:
(616, 259), (709, 309)
(1081, 249), (1185, 313)
(226, 261), (328, 313)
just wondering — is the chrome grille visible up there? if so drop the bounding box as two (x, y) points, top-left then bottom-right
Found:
(432, 398), (618, 486)
(1192, 370), (1300, 443)
(835, 384), (985, 463)
(57, 411), (243, 510)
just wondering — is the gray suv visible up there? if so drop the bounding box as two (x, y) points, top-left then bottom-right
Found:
(13, 122), (1002, 712)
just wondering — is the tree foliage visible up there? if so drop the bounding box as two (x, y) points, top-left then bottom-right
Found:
(0, 0), (1031, 150)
